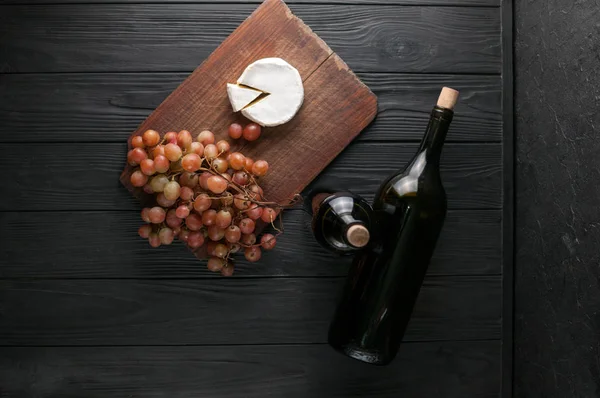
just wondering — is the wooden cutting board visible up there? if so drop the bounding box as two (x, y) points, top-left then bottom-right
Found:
(120, 0), (377, 256)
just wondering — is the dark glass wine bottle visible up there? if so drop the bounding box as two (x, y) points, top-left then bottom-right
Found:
(310, 191), (372, 255)
(328, 87), (459, 365)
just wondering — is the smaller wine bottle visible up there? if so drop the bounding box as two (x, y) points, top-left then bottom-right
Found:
(309, 191), (373, 255)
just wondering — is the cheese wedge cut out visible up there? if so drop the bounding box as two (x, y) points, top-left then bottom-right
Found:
(227, 83), (263, 112)
(227, 58), (304, 127)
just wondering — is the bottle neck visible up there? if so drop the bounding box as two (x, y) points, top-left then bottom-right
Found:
(418, 106), (453, 164)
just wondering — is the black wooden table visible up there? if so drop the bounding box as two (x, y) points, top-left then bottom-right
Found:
(0, 0), (517, 396)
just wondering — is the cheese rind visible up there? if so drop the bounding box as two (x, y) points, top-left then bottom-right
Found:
(227, 83), (263, 112)
(233, 58), (304, 127)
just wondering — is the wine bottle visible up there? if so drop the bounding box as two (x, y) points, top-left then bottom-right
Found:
(309, 191), (372, 255)
(327, 87), (459, 365)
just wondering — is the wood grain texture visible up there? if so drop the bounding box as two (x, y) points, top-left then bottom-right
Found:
(0, 73), (502, 143)
(0, 142), (501, 211)
(0, 4), (501, 74)
(0, 0), (500, 5)
(0, 276), (501, 345)
(118, 0), (376, 208)
(0, 210), (501, 278)
(0, 342), (501, 398)
(515, 0), (600, 397)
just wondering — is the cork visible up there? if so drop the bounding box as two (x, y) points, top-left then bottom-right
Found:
(346, 224), (370, 248)
(436, 87), (460, 110)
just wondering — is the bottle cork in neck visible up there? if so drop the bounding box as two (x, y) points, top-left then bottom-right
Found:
(436, 87), (459, 110)
(346, 224), (370, 248)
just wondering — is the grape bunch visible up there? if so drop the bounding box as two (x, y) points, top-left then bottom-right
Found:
(127, 123), (281, 276)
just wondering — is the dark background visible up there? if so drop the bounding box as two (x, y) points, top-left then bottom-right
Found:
(0, 0), (597, 396)
(515, 0), (600, 396)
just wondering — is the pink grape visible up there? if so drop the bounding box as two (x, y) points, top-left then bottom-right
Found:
(148, 232), (161, 248)
(246, 204), (263, 221)
(221, 262), (234, 276)
(228, 123), (243, 140)
(142, 129), (160, 147)
(197, 130), (215, 146)
(249, 184), (264, 200)
(180, 186), (194, 201)
(130, 147), (147, 165)
(213, 158), (228, 173)
(164, 131), (178, 144)
(182, 154), (202, 172)
(228, 153), (245, 170)
(252, 160), (269, 177)
(216, 140), (230, 154)
(214, 243), (228, 259)
(190, 142), (204, 156)
(179, 172), (198, 188)
(166, 209), (182, 228)
(152, 145), (165, 158)
(202, 209), (217, 226)
(208, 225), (226, 242)
(130, 170), (148, 187)
(148, 207), (166, 224)
(140, 159), (156, 176)
(159, 228), (175, 245)
(244, 157), (255, 172)
(132, 136), (145, 149)
(156, 193), (176, 208)
(194, 194), (212, 213)
(150, 174), (169, 192)
(176, 205), (191, 219)
(179, 229), (191, 243)
(164, 143), (182, 162)
(260, 233), (277, 250)
(177, 130), (193, 150)
(216, 209), (233, 229)
(243, 123), (261, 142)
(261, 207), (277, 223)
(187, 231), (205, 249)
(204, 144), (218, 160)
(239, 218), (256, 234)
(199, 172), (212, 190)
(141, 208), (151, 223)
(185, 214), (203, 231)
(138, 224), (152, 239)
(207, 256), (224, 272)
(225, 225), (241, 243)
(244, 246), (262, 262)
(207, 175), (228, 194)
(234, 194), (251, 210)
(164, 181), (181, 201)
(154, 155), (170, 173)
(232, 171), (249, 186)
(241, 233), (256, 246)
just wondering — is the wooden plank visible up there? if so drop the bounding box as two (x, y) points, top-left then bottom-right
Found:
(0, 73), (502, 143)
(0, 276), (501, 345)
(0, 209), (501, 278)
(0, 4), (501, 74)
(0, 0), (500, 6)
(0, 142), (501, 211)
(0, 341), (501, 398)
